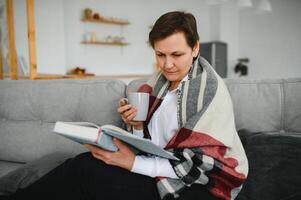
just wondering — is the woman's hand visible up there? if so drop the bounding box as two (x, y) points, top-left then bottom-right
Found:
(117, 98), (143, 130)
(84, 138), (135, 171)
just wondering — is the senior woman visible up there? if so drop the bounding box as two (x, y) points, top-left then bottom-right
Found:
(8, 11), (248, 200)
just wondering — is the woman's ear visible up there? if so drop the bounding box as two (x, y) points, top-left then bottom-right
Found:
(192, 42), (200, 58)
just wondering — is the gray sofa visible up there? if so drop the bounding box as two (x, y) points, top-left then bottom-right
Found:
(0, 78), (301, 199)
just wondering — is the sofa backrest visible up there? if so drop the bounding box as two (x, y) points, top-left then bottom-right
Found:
(1, 77), (300, 163)
(127, 78), (301, 134)
(225, 78), (301, 133)
(0, 80), (126, 163)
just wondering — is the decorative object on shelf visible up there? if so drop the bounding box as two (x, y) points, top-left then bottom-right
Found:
(81, 9), (130, 46)
(68, 67), (85, 75)
(81, 32), (128, 46)
(90, 32), (96, 42)
(234, 58), (249, 76)
(93, 13), (101, 20)
(111, 36), (125, 43)
(81, 8), (130, 25)
(83, 32), (91, 42)
(67, 67), (95, 76)
(83, 8), (93, 19)
(105, 35), (113, 43)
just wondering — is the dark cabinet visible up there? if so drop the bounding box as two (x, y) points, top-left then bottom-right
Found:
(199, 41), (227, 78)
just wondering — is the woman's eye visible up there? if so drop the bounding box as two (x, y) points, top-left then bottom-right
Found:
(173, 54), (183, 57)
(157, 54), (164, 57)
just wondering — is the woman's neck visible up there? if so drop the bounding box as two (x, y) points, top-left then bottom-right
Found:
(169, 81), (180, 91)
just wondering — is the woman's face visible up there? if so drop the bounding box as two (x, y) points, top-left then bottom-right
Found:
(154, 32), (199, 87)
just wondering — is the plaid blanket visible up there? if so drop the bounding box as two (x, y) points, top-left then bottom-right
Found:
(138, 56), (248, 200)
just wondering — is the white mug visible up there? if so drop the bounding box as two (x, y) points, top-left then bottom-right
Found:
(125, 92), (149, 121)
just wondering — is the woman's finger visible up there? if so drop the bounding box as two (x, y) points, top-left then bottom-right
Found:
(84, 144), (111, 158)
(83, 144), (97, 152)
(117, 104), (132, 114)
(126, 110), (137, 121)
(118, 98), (128, 107)
(91, 151), (104, 159)
(123, 108), (136, 119)
(84, 144), (106, 161)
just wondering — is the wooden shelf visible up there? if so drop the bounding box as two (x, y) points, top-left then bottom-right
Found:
(81, 41), (129, 46)
(81, 18), (130, 25)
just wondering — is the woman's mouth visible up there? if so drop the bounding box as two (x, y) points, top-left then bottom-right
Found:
(165, 71), (178, 75)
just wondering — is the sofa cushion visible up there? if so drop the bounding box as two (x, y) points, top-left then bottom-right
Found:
(283, 78), (301, 133)
(128, 78), (285, 133)
(0, 80), (126, 163)
(0, 80), (126, 123)
(237, 130), (301, 200)
(0, 161), (24, 178)
(225, 79), (283, 133)
(0, 152), (74, 195)
(0, 120), (87, 163)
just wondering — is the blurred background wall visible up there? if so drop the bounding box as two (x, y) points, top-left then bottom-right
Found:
(4, 0), (301, 79)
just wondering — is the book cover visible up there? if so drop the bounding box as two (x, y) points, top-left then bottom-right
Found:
(53, 121), (178, 160)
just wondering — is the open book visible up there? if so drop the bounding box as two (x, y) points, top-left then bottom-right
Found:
(53, 121), (178, 160)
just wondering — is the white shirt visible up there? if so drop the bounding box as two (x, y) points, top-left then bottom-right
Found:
(131, 75), (188, 178)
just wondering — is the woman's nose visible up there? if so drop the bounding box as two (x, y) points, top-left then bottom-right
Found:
(164, 57), (174, 69)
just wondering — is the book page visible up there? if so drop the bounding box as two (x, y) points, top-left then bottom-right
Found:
(54, 122), (99, 143)
(53, 122), (178, 160)
(53, 122), (118, 152)
(101, 124), (179, 160)
(62, 121), (100, 128)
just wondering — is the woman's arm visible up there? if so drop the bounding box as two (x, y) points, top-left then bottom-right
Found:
(84, 141), (178, 179)
(131, 155), (178, 178)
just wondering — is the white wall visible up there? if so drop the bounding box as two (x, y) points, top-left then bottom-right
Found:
(239, 0), (301, 78)
(12, 0), (301, 79)
(34, 0), (66, 74)
(220, 2), (240, 78)
(63, 0), (211, 76)
(0, 0), (9, 73)
(13, 0), (66, 75)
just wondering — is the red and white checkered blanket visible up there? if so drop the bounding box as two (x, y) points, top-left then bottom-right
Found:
(138, 56), (248, 200)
